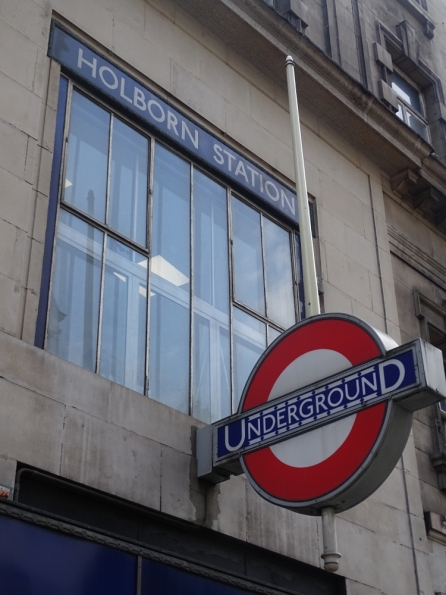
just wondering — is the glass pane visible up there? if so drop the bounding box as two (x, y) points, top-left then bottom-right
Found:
(232, 197), (265, 315)
(268, 326), (282, 345)
(391, 71), (422, 113)
(148, 292), (190, 414)
(406, 110), (429, 141)
(233, 307), (266, 408)
(194, 170), (229, 313)
(149, 144), (191, 412)
(99, 238), (147, 393)
(193, 170), (230, 423)
(47, 210), (103, 371)
(263, 218), (296, 328)
(64, 91), (109, 222)
(109, 118), (148, 246)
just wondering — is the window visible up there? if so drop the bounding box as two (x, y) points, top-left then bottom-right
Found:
(42, 79), (302, 423)
(390, 69), (429, 141)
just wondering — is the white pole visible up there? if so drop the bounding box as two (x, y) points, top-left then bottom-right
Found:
(285, 56), (320, 318)
(286, 56), (340, 573)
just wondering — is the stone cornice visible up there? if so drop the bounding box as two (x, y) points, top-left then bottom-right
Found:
(176, 0), (446, 225)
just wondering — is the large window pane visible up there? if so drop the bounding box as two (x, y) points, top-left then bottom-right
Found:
(232, 197), (265, 315)
(47, 211), (103, 371)
(263, 218), (296, 328)
(149, 144), (191, 412)
(64, 91), (109, 222)
(99, 238), (147, 393)
(109, 118), (148, 246)
(193, 170), (230, 422)
(233, 307), (266, 407)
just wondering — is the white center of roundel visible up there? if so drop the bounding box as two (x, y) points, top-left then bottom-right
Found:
(267, 349), (356, 468)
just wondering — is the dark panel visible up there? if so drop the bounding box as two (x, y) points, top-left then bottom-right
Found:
(0, 514), (137, 595)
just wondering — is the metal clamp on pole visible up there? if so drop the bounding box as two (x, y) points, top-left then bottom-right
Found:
(321, 507), (341, 572)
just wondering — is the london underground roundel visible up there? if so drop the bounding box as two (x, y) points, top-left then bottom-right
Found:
(238, 314), (413, 515)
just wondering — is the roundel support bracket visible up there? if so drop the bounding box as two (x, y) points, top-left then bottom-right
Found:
(196, 314), (446, 573)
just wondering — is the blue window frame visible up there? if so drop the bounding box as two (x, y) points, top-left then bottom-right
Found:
(37, 77), (303, 422)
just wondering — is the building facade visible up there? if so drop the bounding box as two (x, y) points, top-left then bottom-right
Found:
(0, 0), (445, 593)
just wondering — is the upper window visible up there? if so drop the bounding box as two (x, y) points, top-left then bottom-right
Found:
(43, 80), (302, 423)
(390, 70), (429, 141)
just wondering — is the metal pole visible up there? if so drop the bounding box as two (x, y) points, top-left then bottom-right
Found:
(321, 506), (341, 572)
(285, 56), (320, 318)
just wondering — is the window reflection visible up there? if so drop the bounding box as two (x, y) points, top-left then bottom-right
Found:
(232, 197), (265, 316)
(47, 211), (103, 371)
(233, 307), (266, 406)
(64, 91), (109, 222)
(193, 170), (230, 422)
(149, 144), (191, 412)
(109, 118), (148, 246)
(263, 218), (295, 329)
(100, 238), (147, 393)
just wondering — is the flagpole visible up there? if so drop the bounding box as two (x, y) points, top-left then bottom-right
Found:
(286, 56), (340, 573)
(285, 56), (320, 318)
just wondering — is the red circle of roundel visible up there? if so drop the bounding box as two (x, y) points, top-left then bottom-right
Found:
(240, 318), (388, 503)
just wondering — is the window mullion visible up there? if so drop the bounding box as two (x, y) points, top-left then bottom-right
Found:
(189, 163), (194, 416)
(260, 214), (268, 320)
(227, 191), (235, 414)
(145, 136), (155, 396)
(95, 113), (113, 374)
(43, 78), (73, 350)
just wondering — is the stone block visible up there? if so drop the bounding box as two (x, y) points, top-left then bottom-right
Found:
(61, 407), (161, 510)
(41, 104), (57, 152)
(0, 0), (50, 49)
(21, 287), (39, 344)
(368, 272), (385, 318)
(24, 136), (37, 185)
(0, 219), (19, 279)
(339, 498), (399, 543)
(175, 4), (228, 60)
(113, 17), (172, 92)
(0, 121), (28, 179)
(246, 486), (320, 567)
(32, 192), (49, 245)
(416, 448), (439, 489)
(0, 331), (112, 421)
(207, 474), (247, 541)
(419, 479), (442, 515)
(345, 226), (379, 275)
(160, 445), (204, 523)
(318, 206), (346, 253)
(335, 516), (380, 588)
(225, 101), (276, 168)
(0, 376), (64, 473)
(0, 20), (38, 91)
(227, 48), (275, 103)
(274, 138), (294, 182)
(251, 86), (291, 144)
(345, 580), (382, 595)
(412, 417), (434, 455)
(0, 456), (17, 493)
(0, 272), (22, 336)
(319, 172), (364, 235)
(51, 0), (113, 49)
(371, 465), (407, 512)
(318, 119), (361, 169)
(0, 168), (34, 232)
(145, 0), (176, 23)
(97, 0), (146, 35)
(377, 539), (417, 595)
(0, 72), (42, 140)
(109, 381), (196, 455)
(351, 300), (385, 332)
(26, 238), (43, 295)
(322, 282), (353, 314)
(36, 145), (53, 197)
